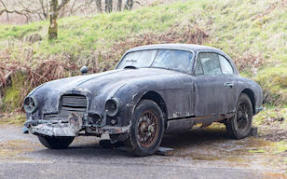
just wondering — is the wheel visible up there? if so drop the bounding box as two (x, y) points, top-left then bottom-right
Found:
(225, 93), (253, 139)
(128, 100), (165, 156)
(38, 136), (74, 149)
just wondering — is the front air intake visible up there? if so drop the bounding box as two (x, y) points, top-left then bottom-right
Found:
(61, 95), (87, 112)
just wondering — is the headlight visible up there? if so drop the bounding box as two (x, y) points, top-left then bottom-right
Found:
(23, 96), (38, 113)
(105, 98), (120, 117)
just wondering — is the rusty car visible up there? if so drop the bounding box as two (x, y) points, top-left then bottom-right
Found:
(23, 44), (263, 156)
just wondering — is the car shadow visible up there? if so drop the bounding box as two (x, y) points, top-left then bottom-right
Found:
(161, 127), (229, 149)
(28, 127), (231, 158)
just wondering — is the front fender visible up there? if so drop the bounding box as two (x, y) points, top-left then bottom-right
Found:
(236, 77), (263, 114)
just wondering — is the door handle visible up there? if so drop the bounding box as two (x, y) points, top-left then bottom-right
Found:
(224, 82), (234, 88)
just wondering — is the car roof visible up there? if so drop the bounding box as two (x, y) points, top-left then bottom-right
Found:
(122, 43), (238, 74)
(126, 44), (224, 54)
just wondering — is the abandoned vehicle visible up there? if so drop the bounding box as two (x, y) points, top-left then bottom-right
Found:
(23, 44), (263, 156)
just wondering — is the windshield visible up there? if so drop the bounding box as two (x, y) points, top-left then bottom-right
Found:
(116, 49), (193, 73)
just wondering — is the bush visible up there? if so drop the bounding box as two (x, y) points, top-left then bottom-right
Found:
(255, 66), (287, 105)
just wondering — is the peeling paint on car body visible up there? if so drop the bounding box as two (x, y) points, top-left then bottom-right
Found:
(23, 44), (263, 141)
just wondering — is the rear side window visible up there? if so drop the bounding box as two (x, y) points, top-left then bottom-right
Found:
(198, 53), (222, 75)
(219, 55), (234, 74)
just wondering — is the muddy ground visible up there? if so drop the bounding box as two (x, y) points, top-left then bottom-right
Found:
(0, 123), (286, 179)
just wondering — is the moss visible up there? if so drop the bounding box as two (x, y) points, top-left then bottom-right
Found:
(253, 106), (287, 127)
(0, 139), (38, 160)
(248, 149), (266, 153)
(255, 66), (287, 105)
(2, 72), (27, 112)
(273, 141), (287, 154)
(0, 113), (26, 125)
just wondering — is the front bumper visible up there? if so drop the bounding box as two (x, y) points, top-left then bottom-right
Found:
(24, 114), (130, 137)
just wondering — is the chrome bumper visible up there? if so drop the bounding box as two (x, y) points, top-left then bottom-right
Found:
(24, 116), (130, 137)
(24, 113), (83, 137)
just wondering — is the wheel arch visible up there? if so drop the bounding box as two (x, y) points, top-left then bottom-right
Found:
(138, 91), (168, 127)
(241, 88), (256, 114)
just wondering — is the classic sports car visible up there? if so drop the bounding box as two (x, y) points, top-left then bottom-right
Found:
(23, 44), (263, 156)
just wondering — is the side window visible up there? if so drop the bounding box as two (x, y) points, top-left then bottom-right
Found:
(219, 55), (234, 74)
(198, 53), (222, 75)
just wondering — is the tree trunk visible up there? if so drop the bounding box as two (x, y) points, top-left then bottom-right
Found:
(117, 0), (122, 11)
(48, 0), (58, 40)
(105, 0), (108, 12)
(105, 0), (112, 13)
(124, 0), (133, 10)
(96, 0), (102, 13)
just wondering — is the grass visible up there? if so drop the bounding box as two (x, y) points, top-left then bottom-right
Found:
(248, 149), (266, 153)
(255, 66), (287, 105)
(0, 113), (26, 125)
(273, 141), (287, 154)
(2, 72), (27, 112)
(1, 0), (287, 63)
(253, 106), (287, 127)
(0, 139), (38, 160)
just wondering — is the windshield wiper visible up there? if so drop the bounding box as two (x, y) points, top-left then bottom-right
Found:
(124, 65), (137, 69)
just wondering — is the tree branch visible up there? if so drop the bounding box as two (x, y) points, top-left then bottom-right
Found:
(38, 0), (48, 19)
(0, 0), (33, 22)
(57, 0), (70, 11)
(0, 0), (7, 9)
(0, 8), (31, 16)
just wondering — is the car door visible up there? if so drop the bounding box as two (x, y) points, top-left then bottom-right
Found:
(193, 52), (236, 116)
(218, 54), (237, 113)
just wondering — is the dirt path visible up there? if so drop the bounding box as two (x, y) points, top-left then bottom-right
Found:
(0, 124), (286, 179)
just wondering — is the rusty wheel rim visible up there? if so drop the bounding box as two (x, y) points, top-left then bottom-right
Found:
(136, 110), (159, 148)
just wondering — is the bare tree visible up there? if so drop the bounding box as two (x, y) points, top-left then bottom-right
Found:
(117, 0), (122, 11)
(96, 0), (102, 12)
(124, 0), (133, 10)
(48, 0), (70, 40)
(0, 0), (33, 23)
(38, 0), (48, 19)
(105, 0), (112, 13)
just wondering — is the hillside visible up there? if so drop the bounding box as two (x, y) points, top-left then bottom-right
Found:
(0, 0), (287, 112)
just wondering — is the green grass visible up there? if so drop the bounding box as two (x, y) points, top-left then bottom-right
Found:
(2, 72), (27, 112)
(0, 23), (44, 39)
(2, 0), (286, 62)
(0, 113), (26, 125)
(248, 149), (266, 153)
(273, 141), (287, 154)
(255, 66), (287, 105)
(254, 106), (287, 126)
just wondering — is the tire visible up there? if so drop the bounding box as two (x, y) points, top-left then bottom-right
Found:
(38, 136), (74, 149)
(225, 93), (253, 139)
(128, 100), (165, 156)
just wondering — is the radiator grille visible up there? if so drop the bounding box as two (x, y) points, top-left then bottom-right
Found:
(61, 95), (87, 112)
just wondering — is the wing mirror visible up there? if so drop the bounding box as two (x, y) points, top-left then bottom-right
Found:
(80, 66), (88, 75)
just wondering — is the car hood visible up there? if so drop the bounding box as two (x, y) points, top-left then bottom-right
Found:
(29, 68), (190, 114)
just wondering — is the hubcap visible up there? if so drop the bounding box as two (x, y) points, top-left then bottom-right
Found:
(136, 110), (159, 148)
